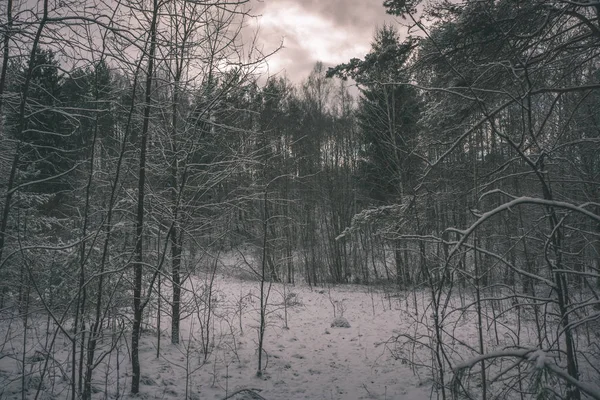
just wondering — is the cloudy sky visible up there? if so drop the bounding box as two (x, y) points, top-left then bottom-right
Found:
(248, 0), (397, 82)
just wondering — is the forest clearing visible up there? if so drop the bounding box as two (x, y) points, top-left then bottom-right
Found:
(1, 250), (600, 399)
(1, 255), (435, 400)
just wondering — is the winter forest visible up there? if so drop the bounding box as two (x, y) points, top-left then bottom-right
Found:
(0, 0), (599, 399)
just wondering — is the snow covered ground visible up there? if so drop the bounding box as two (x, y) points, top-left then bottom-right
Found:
(0, 271), (433, 400)
(3, 253), (598, 400)
(135, 275), (433, 400)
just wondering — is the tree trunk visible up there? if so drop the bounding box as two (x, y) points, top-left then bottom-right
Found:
(171, 226), (182, 344)
(131, 0), (159, 392)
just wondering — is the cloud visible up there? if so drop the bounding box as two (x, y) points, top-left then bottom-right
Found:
(248, 0), (394, 82)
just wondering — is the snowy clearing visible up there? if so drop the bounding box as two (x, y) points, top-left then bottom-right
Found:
(1, 272), (434, 399)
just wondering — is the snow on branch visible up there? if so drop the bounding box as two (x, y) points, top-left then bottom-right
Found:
(454, 349), (600, 400)
(447, 197), (600, 262)
(335, 203), (408, 240)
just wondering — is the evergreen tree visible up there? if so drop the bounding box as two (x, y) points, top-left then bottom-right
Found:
(7, 48), (84, 198)
(329, 25), (421, 202)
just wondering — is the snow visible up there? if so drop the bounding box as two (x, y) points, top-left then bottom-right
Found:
(0, 272), (432, 400)
(528, 349), (548, 370)
(160, 276), (432, 400)
(4, 252), (599, 400)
